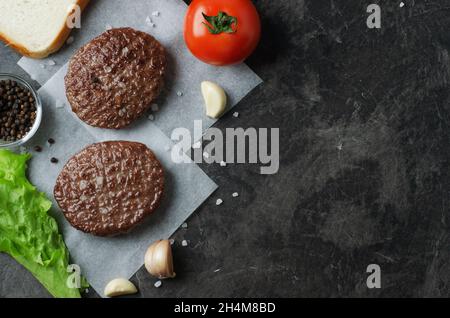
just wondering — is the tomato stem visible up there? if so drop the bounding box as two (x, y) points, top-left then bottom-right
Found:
(202, 11), (238, 34)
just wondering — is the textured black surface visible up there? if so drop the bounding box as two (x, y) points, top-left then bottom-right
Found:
(1, 0), (450, 298)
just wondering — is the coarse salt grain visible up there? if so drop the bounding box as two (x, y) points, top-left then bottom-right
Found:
(216, 199), (223, 206)
(220, 161), (227, 167)
(232, 192), (239, 198)
(181, 240), (188, 246)
(152, 11), (160, 17)
(145, 16), (152, 24)
(148, 114), (155, 121)
(95, 176), (104, 187)
(400, 2), (405, 7)
(47, 59), (56, 66)
(105, 24), (113, 30)
(192, 141), (201, 149)
(151, 103), (159, 112)
(177, 91), (183, 97)
(118, 108), (126, 117)
(233, 112), (239, 118)
(154, 280), (162, 288)
(79, 180), (88, 190)
(55, 99), (65, 109)
(181, 222), (188, 229)
(203, 152), (210, 159)
(214, 269), (221, 273)
(169, 239), (175, 245)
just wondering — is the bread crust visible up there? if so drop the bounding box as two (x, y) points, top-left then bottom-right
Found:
(0, 0), (90, 59)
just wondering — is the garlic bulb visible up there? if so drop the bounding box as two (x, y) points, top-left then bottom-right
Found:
(144, 239), (176, 279)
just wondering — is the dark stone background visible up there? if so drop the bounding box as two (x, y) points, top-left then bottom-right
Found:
(1, 0), (449, 297)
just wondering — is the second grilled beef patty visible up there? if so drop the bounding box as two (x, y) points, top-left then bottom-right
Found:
(54, 141), (164, 236)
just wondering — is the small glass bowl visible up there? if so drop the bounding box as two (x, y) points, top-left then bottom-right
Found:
(0, 73), (42, 148)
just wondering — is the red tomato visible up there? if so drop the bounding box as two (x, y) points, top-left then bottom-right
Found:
(184, 0), (261, 66)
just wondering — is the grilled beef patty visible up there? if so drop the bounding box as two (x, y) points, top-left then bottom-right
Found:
(65, 28), (166, 129)
(54, 141), (164, 236)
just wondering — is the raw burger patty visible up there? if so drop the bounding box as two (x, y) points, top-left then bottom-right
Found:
(54, 141), (164, 236)
(65, 27), (166, 129)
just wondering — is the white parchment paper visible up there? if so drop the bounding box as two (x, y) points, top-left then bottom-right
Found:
(29, 68), (218, 297)
(16, 0), (262, 297)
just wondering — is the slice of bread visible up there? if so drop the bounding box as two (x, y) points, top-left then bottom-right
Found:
(0, 0), (90, 59)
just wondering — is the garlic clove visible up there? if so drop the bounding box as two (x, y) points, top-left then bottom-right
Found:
(104, 278), (138, 297)
(144, 239), (176, 279)
(201, 81), (227, 119)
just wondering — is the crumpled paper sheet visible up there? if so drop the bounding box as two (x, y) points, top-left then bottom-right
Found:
(28, 70), (218, 297)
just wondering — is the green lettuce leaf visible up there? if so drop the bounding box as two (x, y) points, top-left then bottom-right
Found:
(0, 149), (81, 298)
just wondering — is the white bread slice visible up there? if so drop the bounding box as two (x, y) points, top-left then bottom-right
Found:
(0, 0), (89, 59)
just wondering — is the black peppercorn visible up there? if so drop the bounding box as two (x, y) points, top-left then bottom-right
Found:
(0, 79), (37, 142)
